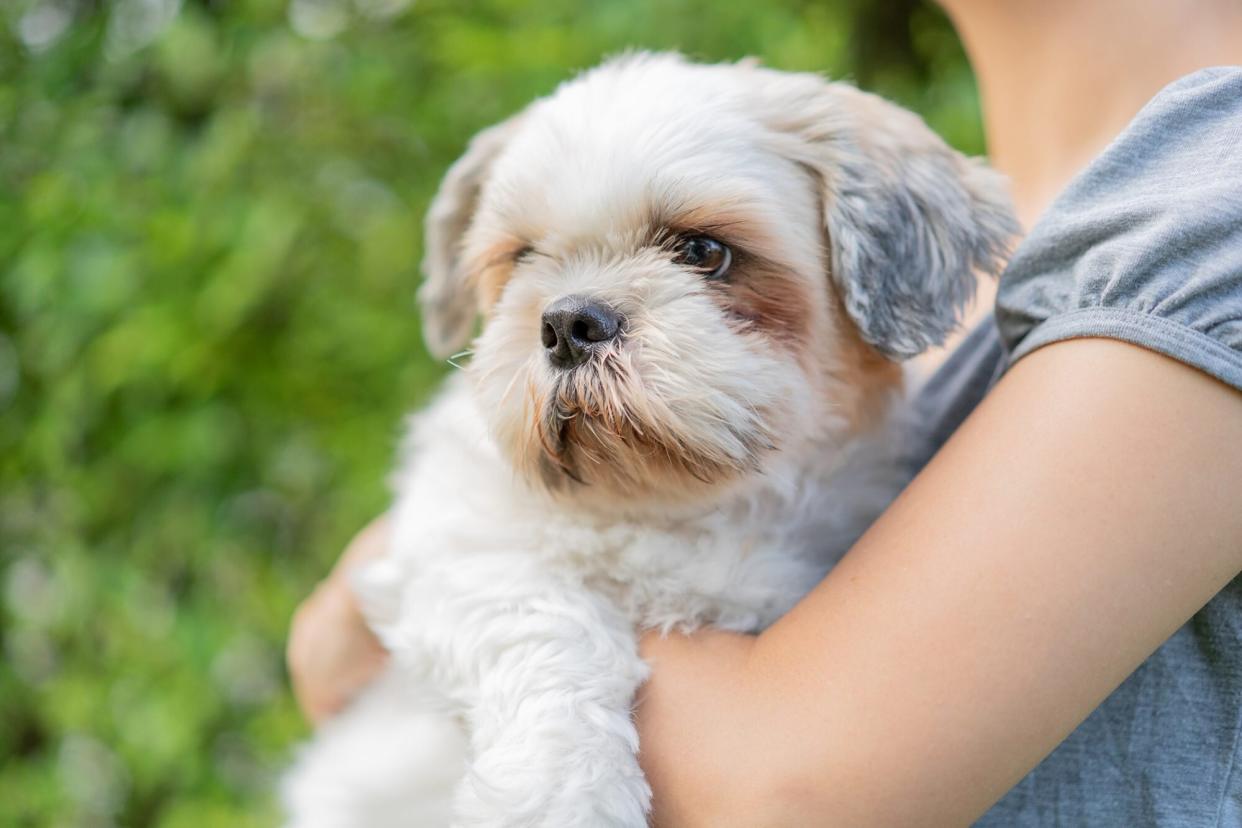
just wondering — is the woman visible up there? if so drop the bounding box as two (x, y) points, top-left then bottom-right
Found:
(287, 1), (1242, 823)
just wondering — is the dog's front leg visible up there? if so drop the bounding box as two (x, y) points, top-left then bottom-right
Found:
(402, 564), (651, 828)
(456, 590), (651, 827)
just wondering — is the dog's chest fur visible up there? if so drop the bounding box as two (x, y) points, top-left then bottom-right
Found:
(364, 374), (902, 641)
(283, 375), (908, 828)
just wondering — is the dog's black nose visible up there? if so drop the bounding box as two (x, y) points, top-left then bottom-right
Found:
(540, 296), (621, 369)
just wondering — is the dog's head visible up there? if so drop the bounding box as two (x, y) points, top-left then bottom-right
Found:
(419, 53), (1015, 503)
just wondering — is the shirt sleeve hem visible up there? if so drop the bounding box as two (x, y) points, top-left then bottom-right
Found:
(1007, 307), (1242, 394)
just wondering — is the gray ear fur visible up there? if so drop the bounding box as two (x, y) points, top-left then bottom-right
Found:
(767, 77), (1018, 360)
(418, 113), (524, 359)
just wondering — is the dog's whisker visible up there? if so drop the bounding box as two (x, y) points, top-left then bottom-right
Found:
(446, 349), (474, 370)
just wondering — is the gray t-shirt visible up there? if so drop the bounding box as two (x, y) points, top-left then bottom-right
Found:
(901, 67), (1242, 825)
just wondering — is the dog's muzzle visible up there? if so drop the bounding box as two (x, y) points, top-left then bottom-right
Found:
(540, 295), (621, 369)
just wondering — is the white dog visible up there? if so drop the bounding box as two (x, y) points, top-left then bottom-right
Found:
(283, 52), (1015, 827)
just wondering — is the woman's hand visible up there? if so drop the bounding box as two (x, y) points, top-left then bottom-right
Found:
(287, 514), (392, 725)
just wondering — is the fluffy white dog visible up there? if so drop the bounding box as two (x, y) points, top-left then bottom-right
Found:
(283, 52), (1015, 827)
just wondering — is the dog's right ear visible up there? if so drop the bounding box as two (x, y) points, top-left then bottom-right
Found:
(418, 113), (525, 359)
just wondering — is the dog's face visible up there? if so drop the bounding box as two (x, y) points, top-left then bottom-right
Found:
(419, 54), (1015, 504)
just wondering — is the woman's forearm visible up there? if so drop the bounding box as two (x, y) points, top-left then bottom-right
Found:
(639, 338), (1242, 826)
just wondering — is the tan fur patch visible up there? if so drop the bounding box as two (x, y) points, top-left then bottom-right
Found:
(468, 239), (526, 313)
(708, 256), (813, 352)
(659, 205), (815, 352)
(823, 290), (902, 432)
(525, 348), (769, 497)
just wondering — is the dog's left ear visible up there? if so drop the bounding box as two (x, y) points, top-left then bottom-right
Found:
(418, 112), (525, 359)
(760, 73), (1019, 360)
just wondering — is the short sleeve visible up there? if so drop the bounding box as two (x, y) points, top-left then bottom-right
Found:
(996, 67), (1242, 392)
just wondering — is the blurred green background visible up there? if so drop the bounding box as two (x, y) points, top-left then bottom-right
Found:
(0, 0), (981, 824)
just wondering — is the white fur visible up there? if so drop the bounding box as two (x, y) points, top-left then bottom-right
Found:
(284, 379), (902, 828)
(283, 52), (1012, 828)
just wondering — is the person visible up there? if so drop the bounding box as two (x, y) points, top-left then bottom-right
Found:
(286, 1), (1242, 823)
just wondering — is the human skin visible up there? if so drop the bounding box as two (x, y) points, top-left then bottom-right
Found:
(287, 1), (1242, 822)
(287, 513), (391, 726)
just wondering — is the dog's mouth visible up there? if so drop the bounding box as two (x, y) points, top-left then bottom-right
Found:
(528, 358), (771, 496)
(534, 363), (641, 486)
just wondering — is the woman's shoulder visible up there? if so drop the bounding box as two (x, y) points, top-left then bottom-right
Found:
(996, 66), (1242, 394)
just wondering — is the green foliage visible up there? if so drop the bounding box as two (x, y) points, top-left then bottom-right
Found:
(0, 0), (979, 824)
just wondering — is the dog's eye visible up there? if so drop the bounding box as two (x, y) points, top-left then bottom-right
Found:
(513, 246), (535, 263)
(673, 235), (732, 280)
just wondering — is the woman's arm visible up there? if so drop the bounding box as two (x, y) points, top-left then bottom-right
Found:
(638, 337), (1242, 827)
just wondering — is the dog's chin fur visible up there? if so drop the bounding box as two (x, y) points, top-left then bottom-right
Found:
(284, 51), (1016, 828)
(533, 355), (773, 495)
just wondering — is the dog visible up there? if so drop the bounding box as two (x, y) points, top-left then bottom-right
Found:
(282, 52), (1015, 827)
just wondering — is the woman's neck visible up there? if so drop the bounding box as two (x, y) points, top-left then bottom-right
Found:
(943, 0), (1242, 227)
